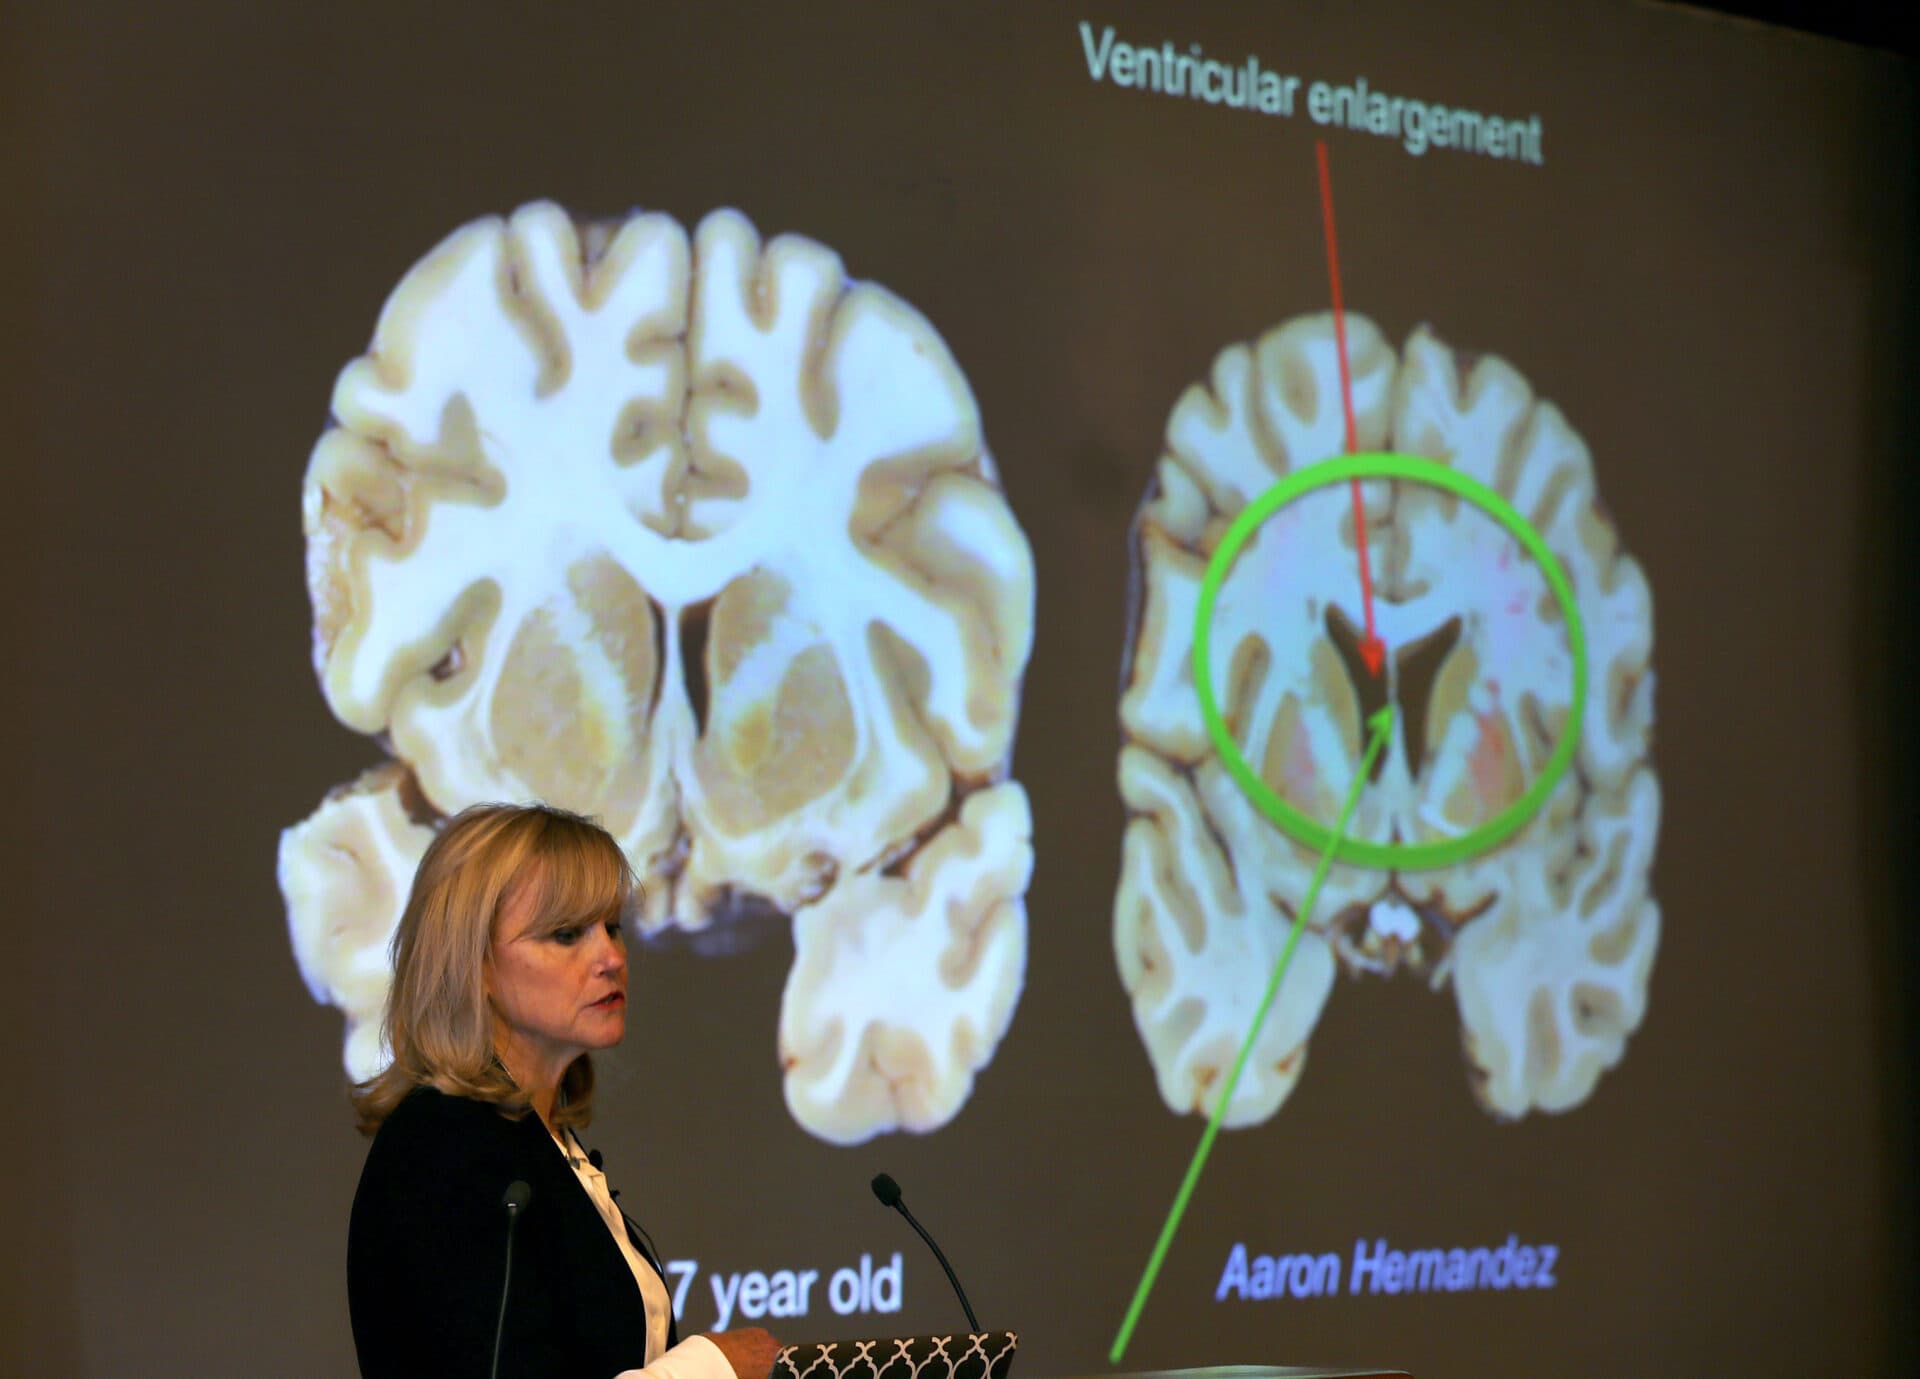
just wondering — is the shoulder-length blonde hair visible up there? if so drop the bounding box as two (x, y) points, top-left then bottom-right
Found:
(351, 802), (637, 1136)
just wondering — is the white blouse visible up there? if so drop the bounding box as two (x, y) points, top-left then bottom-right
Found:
(549, 1126), (735, 1379)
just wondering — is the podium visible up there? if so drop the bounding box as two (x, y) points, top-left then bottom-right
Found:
(776, 1338), (1409, 1379)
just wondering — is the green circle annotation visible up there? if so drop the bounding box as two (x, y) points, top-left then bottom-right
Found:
(1190, 452), (1587, 870)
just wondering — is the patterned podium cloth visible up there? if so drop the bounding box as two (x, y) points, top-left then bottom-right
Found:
(773, 1332), (1019, 1379)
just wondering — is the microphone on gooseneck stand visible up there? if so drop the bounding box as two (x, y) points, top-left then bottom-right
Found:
(492, 1180), (533, 1379)
(869, 1173), (981, 1332)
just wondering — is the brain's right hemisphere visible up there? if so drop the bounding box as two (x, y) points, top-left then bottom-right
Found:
(282, 203), (1035, 1144)
(1116, 313), (1659, 1125)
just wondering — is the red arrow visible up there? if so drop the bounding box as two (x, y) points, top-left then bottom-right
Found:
(1315, 140), (1385, 677)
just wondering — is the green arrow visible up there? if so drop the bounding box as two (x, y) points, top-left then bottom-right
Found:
(1109, 705), (1395, 1365)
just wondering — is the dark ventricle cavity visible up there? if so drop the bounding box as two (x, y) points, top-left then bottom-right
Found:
(1323, 606), (1465, 785)
(1324, 604), (1391, 785)
(645, 600), (669, 717)
(680, 598), (715, 736)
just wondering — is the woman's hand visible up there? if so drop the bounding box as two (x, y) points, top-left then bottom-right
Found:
(701, 1326), (784, 1379)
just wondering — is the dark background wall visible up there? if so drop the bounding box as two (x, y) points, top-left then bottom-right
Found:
(3, 2), (1913, 1376)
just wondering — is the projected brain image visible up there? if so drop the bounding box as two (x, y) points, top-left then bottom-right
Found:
(280, 202), (1036, 1145)
(1115, 313), (1658, 1125)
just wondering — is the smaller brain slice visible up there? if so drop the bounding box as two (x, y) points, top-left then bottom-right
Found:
(1115, 313), (1659, 1125)
(288, 203), (1036, 1143)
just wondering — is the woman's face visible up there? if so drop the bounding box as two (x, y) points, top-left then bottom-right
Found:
(486, 869), (629, 1082)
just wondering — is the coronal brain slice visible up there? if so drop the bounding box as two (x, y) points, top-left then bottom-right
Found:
(281, 202), (1036, 1144)
(1116, 313), (1658, 1125)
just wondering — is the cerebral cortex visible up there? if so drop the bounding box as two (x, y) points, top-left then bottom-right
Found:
(281, 203), (1035, 1144)
(1115, 313), (1659, 1125)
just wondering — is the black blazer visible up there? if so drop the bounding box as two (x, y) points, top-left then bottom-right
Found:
(348, 1087), (679, 1379)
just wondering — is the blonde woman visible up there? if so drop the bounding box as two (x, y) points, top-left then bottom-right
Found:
(346, 803), (781, 1379)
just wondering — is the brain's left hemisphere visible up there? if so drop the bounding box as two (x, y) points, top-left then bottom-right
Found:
(281, 203), (1036, 1143)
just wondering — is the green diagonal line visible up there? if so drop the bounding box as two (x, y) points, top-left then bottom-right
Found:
(1109, 705), (1394, 1366)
